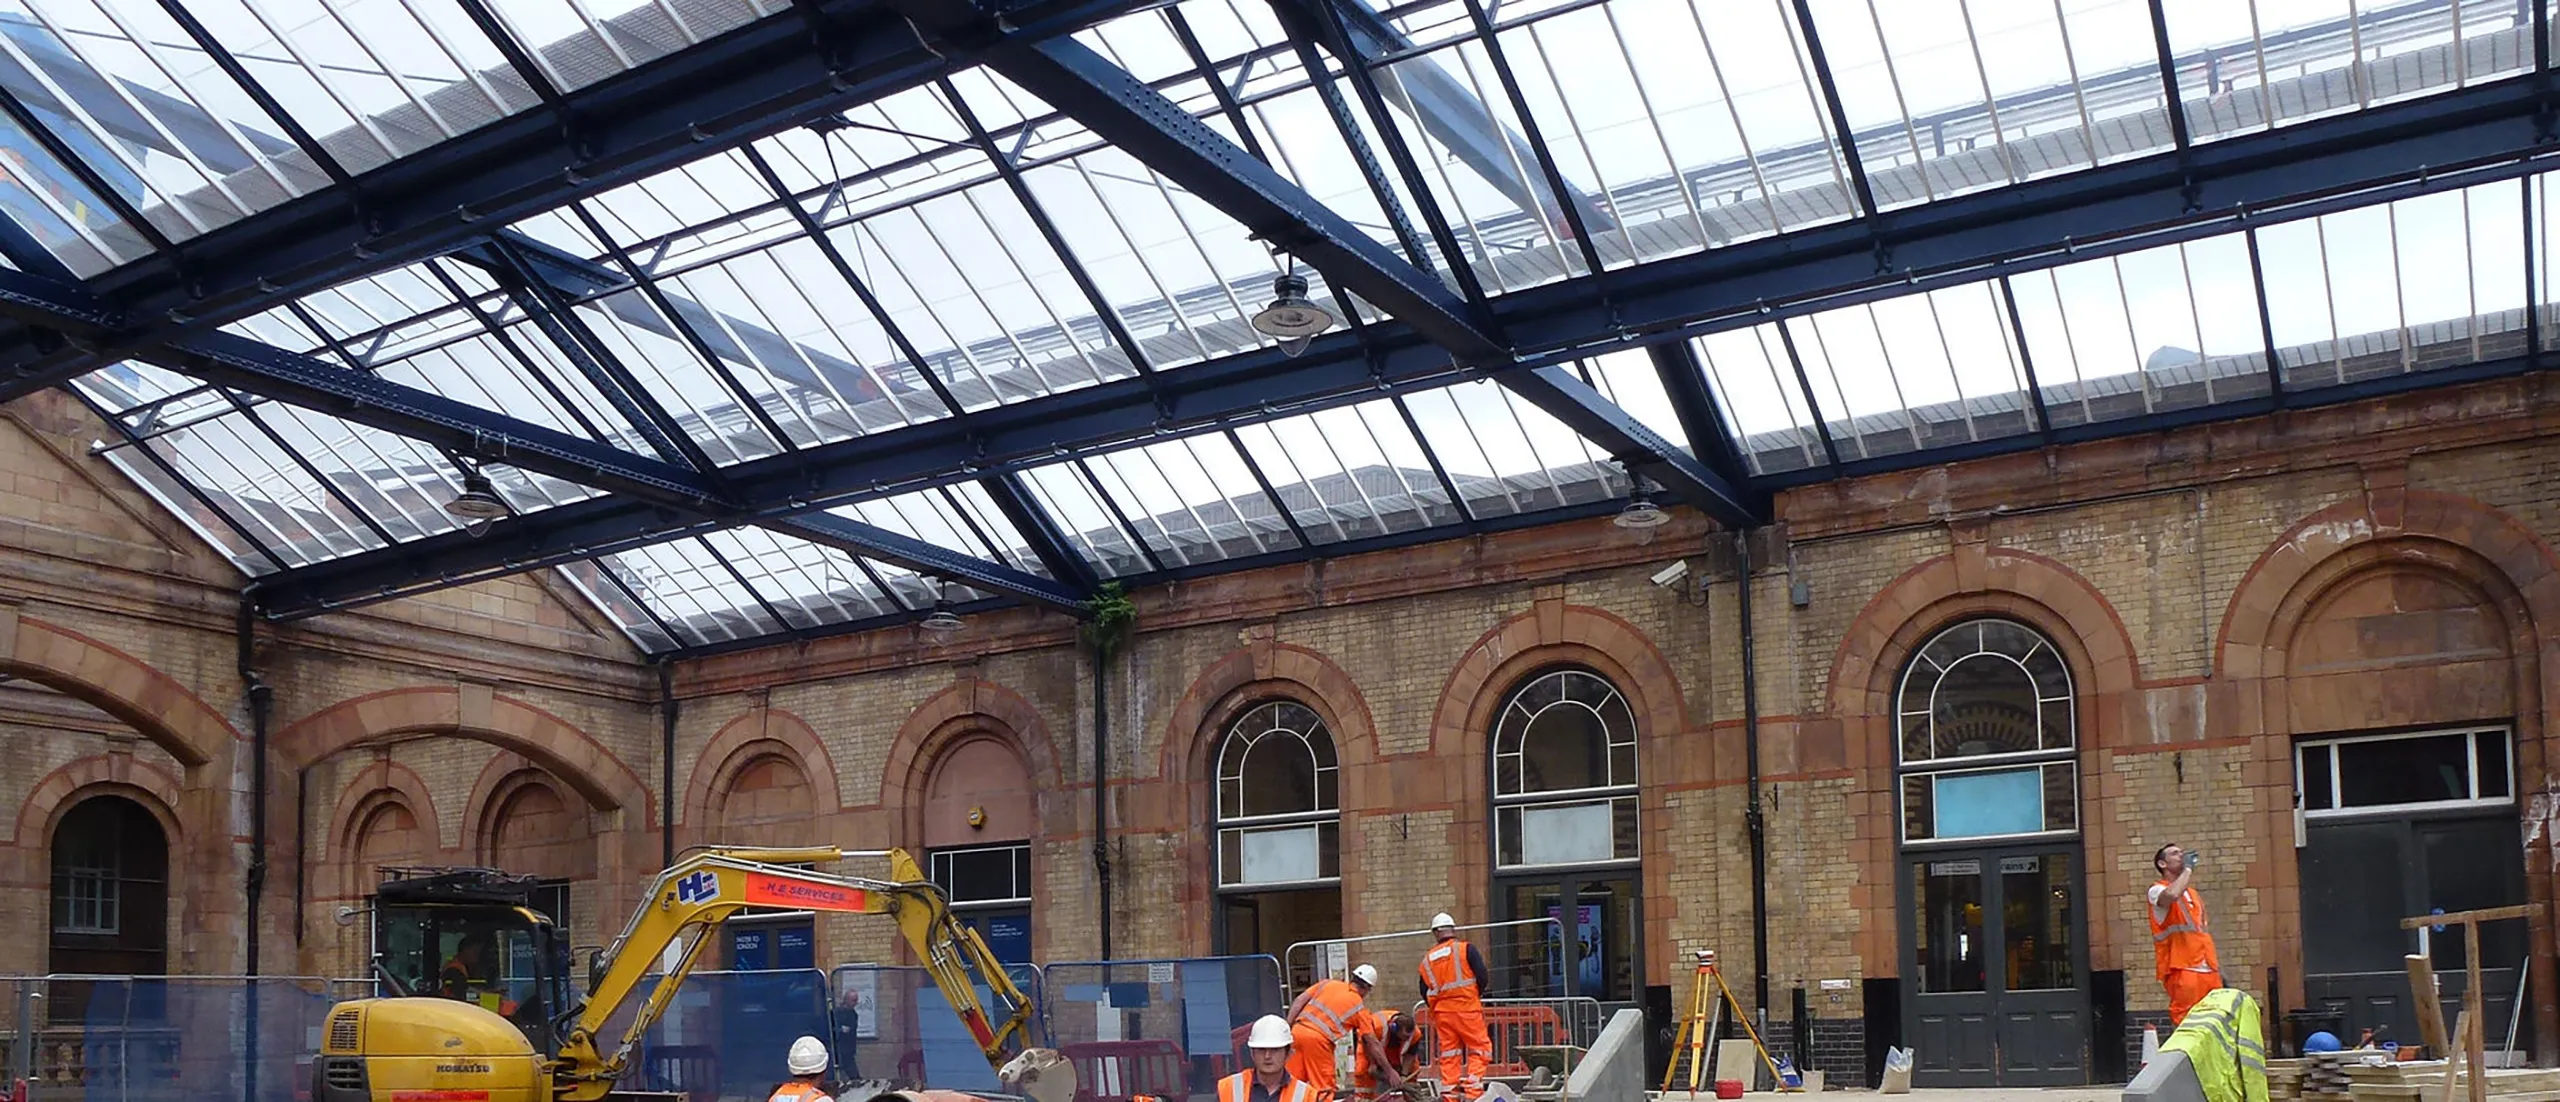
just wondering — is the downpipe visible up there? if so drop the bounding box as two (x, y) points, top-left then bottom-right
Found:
(1091, 641), (1113, 959)
(238, 591), (273, 976)
(1736, 532), (1773, 1025)
(659, 661), (677, 869)
(237, 590), (273, 1102)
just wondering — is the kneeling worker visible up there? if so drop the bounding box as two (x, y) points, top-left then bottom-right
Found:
(1223, 1016), (1316, 1102)
(771, 1035), (834, 1102)
(1352, 1011), (1423, 1102)
(1289, 964), (1404, 1101)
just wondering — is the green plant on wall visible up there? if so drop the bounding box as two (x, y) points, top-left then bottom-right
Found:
(1080, 581), (1136, 661)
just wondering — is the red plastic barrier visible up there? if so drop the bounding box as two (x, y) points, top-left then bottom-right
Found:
(1059, 1039), (1191, 1102)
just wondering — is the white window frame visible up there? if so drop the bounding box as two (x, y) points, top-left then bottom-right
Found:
(1894, 618), (2081, 847)
(2296, 726), (2514, 821)
(1216, 700), (1342, 890)
(1492, 668), (1641, 871)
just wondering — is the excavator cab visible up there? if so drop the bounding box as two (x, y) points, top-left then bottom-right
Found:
(370, 868), (578, 1057)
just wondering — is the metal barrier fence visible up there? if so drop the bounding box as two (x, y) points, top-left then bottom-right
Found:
(1285, 919), (1567, 1002)
(0, 975), (367, 1102)
(1036, 957), (1285, 1102)
(820, 964), (1044, 1096)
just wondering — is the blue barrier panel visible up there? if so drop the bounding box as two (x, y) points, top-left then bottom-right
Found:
(41, 976), (344, 1102)
(824, 964), (1042, 1093)
(1037, 957), (1285, 1102)
(620, 969), (836, 1101)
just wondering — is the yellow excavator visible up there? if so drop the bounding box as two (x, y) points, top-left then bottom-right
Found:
(311, 847), (1073, 1102)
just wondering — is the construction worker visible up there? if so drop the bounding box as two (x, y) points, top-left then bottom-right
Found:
(438, 932), (493, 1001)
(2149, 843), (2224, 1026)
(1289, 964), (1403, 1101)
(1352, 1010), (1424, 1102)
(1221, 1015), (1316, 1102)
(1418, 913), (1490, 1102)
(772, 1035), (833, 1102)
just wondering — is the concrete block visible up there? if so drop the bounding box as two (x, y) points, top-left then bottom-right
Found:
(1562, 1010), (1643, 1102)
(2121, 1048), (2208, 1102)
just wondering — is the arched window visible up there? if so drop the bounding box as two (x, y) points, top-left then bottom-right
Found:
(1896, 618), (2078, 843)
(1492, 667), (1638, 869)
(1215, 700), (1339, 888)
(50, 796), (169, 983)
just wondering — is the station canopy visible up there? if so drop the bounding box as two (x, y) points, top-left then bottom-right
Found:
(0, 0), (2546, 653)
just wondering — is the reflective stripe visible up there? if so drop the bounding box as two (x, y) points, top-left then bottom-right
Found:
(2152, 922), (2202, 942)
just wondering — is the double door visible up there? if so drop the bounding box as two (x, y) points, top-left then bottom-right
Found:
(1899, 845), (2088, 1086)
(2299, 813), (2527, 1053)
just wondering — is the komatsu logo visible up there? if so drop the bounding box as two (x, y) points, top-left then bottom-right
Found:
(675, 870), (720, 905)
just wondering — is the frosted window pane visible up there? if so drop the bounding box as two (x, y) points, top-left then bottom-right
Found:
(1238, 825), (1321, 885)
(1519, 803), (1614, 866)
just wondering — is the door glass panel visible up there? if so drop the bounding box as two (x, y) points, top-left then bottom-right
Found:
(1499, 878), (1640, 1002)
(2337, 734), (2471, 806)
(1913, 860), (1987, 993)
(2421, 818), (2528, 973)
(2001, 853), (2076, 992)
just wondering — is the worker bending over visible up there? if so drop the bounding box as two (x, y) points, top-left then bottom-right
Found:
(771, 1036), (834, 1102)
(1352, 1011), (1423, 1102)
(1289, 964), (1404, 1101)
(1223, 1016), (1316, 1102)
(1419, 912), (1490, 1102)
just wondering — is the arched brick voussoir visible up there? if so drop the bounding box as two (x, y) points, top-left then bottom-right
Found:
(1, 614), (236, 768)
(683, 707), (845, 826)
(884, 678), (1066, 802)
(13, 753), (187, 849)
(2218, 491), (2560, 668)
(1159, 642), (1381, 786)
(1825, 549), (2140, 718)
(1426, 604), (1688, 759)
(322, 761), (443, 863)
(275, 687), (651, 818)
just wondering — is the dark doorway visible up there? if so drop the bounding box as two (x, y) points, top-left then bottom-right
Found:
(1898, 843), (2089, 1087)
(2300, 814), (2528, 1051)
(1216, 887), (1340, 988)
(49, 796), (169, 1022)
(1492, 873), (1641, 1007)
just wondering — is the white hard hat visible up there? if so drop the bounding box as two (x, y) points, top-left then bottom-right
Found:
(788, 1035), (830, 1076)
(1248, 1014), (1295, 1050)
(1352, 963), (1378, 986)
(1430, 913), (1456, 930)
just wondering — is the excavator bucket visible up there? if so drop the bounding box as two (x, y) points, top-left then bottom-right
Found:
(997, 1047), (1076, 1102)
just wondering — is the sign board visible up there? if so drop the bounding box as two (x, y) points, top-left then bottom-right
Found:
(2000, 856), (2042, 874)
(1148, 962), (1176, 984)
(1819, 979), (1853, 991)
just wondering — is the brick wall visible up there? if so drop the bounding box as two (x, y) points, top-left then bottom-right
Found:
(4, 370), (2559, 1078)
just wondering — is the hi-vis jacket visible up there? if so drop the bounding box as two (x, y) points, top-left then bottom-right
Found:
(2162, 987), (2268, 1102)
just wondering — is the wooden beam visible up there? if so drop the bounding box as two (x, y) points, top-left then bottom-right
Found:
(2409, 953), (2451, 1057)
(2400, 905), (2535, 930)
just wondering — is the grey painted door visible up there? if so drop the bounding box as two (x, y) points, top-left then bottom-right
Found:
(1903, 846), (2090, 1087)
(2299, 813), (2527, 1055)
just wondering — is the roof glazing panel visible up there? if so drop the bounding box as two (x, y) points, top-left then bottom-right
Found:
(2164, 0), (2534, 143)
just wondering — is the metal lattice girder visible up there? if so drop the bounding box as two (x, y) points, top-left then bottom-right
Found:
(1504, 364), (1757, 527)
(0, 0), (1159, 404)
(1267, 0), (1613, 238)
(764, 512), (1087, 610)
(897, 0), (1508, 366)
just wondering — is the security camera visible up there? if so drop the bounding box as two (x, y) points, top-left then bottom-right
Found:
(1650, 560), (1690, 588)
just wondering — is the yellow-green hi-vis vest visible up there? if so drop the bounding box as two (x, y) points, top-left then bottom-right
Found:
(2163, 987), (2269, 1102)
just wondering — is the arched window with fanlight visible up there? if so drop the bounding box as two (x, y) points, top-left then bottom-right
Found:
(1896, 618), (2078, 844)
(1493, 668), (1639, 869)
(1212, 700), (1342, 966)
(1488, 666), (1643, 1004)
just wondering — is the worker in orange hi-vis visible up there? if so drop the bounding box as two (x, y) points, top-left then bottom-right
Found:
(1351, 1010), (1423, 1102)
(1288, 964), (1402, 1101)
(1417, 913), (1491, 1102)
(2148, 842), (2224, 1026)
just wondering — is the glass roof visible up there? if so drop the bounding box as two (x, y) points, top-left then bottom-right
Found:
(3, 0), (2536, 653)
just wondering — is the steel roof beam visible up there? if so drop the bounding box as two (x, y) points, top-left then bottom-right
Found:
(0, 266), (1087, 611)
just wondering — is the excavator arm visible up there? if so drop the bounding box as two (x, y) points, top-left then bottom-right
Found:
(553, 847), (1032, 1100)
